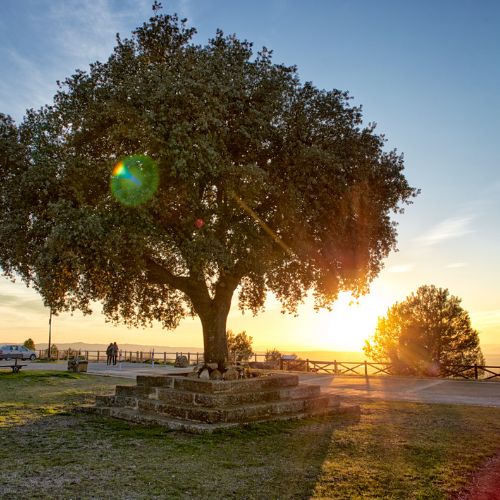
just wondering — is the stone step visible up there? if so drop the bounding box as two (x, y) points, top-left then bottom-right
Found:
(115, 385), (153, 398)
(97, 384), (329, 412)
(96, 385), (153, 407)
(136, 373), (299, 393)
(136, 394), (337, 424)
(84, 373), (360, 433)
(95, 394), (138, 409)
(80, 401), (357, 433)
(152, 383), (322, 407)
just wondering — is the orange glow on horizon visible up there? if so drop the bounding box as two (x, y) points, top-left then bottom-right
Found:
(286, 291), (393, 352)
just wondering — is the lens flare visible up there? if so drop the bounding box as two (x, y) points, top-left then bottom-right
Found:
(110, 155), (159, 206)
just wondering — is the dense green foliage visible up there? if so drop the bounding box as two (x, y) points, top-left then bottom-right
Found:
(49, 344), (58, 357)
(226, 329), (254, 361)
(364, 285), (484, 375)
(23, 338), (35, 350)
(265, 348), (282, 362)
(0, 6), (417, 363)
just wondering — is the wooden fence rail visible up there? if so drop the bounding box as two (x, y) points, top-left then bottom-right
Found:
(36, 349), (500, 381)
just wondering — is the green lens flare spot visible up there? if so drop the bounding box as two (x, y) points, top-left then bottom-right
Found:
(110, 155), (159, 206)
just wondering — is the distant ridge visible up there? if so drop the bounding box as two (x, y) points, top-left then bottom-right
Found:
(35, 342), (203, 353)
(31, 342), (365, 362)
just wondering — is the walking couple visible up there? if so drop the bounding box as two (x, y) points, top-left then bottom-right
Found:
(106, 342), (119, 366)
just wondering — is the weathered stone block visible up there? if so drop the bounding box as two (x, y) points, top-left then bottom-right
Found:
(172, 373), (299, 394)
(174, 355), (189, 368)
(209, 369), (223, 380)
(115, 385), (152, 398)
(136, 375), (174, 388)
(222, 368), (239, 380)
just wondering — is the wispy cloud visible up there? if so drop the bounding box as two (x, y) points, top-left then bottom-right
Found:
(417, 216), (474, 246)
(445, 262), (467, 269)
(470, 309), (500, 328)
(0, 0), (151, 121)
(0, 292), (45, 315)
(0, 48), (58, 119)
(47, 0), (150, 66)
(386, 264), (415, 273)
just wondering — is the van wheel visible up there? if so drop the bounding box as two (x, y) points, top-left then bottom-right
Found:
(30, 354), (36, 361)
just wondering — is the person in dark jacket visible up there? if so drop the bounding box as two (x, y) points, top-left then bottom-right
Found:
(106, 343), (113, 366)
(112, 342), (119, 366)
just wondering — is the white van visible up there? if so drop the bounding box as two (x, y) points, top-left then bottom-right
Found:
(0, 344), (37, 361)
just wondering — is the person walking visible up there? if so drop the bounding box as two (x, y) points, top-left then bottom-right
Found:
(112, 342), (119, 366)
(106, 343), (113, 366)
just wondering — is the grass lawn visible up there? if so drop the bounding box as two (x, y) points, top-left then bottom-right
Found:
(1, 371), (499, 499)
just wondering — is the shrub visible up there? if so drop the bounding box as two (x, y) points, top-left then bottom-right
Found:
(227, 330), (254, 362)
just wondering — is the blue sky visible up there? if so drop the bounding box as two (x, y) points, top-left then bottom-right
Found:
(0, 0), (499, 352)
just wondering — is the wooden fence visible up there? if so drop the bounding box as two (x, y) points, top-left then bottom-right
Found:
(37, 349), (206, 365)
(280, 359), (500, 380)
(36, 349), (500, 381)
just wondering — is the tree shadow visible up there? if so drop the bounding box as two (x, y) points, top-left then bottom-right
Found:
(0, 399), (361, 499)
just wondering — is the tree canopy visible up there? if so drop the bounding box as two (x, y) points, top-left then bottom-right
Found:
(0, 7), (417, 366)
(227, 330), (254, 362)
(364, 285), (484, 375)
(23, 338), (35, 350)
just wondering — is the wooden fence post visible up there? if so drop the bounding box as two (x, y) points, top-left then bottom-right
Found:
(196, 352), (199, 364)
(364, 361), (368, 377)
(97, 351), (100, 362)
(334, 360), (338, 374)
(306, 359), (309, 372)
(474, 364), (478, 380)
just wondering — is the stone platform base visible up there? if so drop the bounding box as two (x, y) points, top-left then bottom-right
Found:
(80, 373), (359, 433)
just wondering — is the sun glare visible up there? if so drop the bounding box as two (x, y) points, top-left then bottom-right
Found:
(311, 291), (391, 351)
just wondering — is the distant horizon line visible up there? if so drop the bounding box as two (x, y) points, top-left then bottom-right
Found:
(8, 340), (500, 355)
(29, 341), (365, 354)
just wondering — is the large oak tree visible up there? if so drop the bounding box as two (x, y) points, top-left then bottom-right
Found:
(0, 7), (417, 367)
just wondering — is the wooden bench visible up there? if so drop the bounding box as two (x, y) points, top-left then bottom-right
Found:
(0, 357), (27, 373)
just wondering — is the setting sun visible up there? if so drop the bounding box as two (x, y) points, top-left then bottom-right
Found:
(304, 291), (391, 352)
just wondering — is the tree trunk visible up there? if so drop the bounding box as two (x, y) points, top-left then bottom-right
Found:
(199, 301), (230, 369)
(184, 275), (238, 371)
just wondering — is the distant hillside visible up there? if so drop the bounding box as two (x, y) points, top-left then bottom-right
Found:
(35, 342), (203, 354)
(32, 343), (365, 362)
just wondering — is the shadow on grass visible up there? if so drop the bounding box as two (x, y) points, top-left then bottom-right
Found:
(314, 396), (500, 499)
(0, 371), (360, 499)
(4, 372), (500, 498)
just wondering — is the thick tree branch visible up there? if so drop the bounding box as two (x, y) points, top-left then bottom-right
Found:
(144, 257), (192, 294)
(145, 256), (212, 310)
